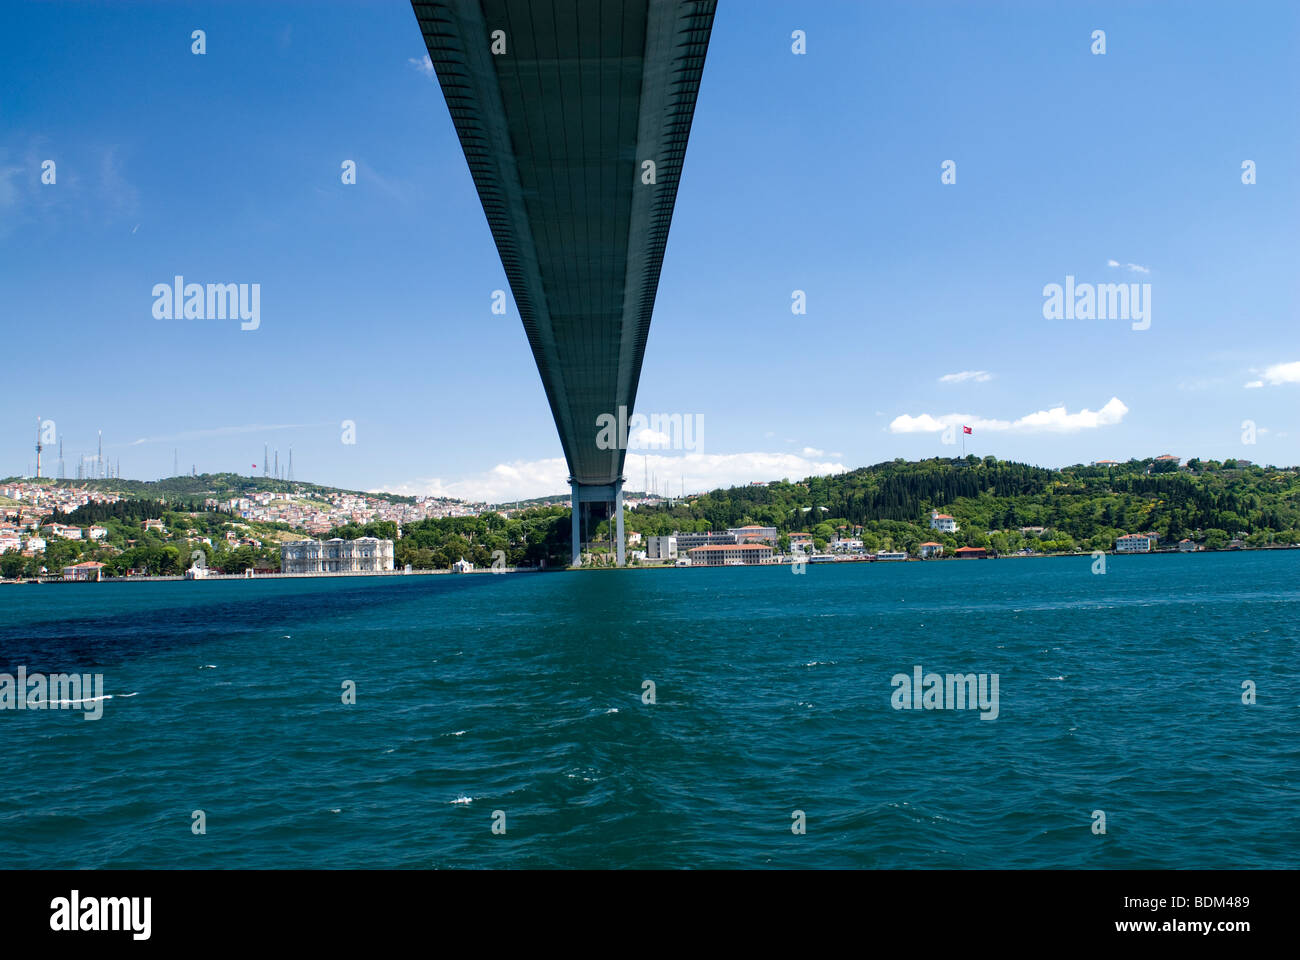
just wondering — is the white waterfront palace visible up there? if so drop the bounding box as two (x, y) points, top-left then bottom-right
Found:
(281, 537), (395, 574)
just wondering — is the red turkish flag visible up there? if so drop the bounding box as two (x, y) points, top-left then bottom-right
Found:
(962, 425), (973, 435)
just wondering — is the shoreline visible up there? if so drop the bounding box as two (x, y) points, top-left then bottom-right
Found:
(3, 544), (1295, 584)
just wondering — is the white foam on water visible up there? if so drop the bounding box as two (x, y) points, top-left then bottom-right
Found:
(450, 795), (473, 805)
(27, 694), (115, 706)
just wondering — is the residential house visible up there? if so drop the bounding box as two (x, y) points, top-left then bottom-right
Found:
(929, 511), (959, 533)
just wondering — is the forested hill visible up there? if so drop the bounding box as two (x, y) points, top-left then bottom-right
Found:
(625, 457), (1300, 554)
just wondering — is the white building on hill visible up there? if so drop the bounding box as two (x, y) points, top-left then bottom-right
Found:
(929, 511), (959, 533)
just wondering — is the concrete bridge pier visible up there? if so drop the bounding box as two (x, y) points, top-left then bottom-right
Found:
(570, 479), (626, 567)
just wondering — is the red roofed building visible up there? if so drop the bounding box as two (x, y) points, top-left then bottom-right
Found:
(62, 561), (106, 581)
(954, 546), (987, 559)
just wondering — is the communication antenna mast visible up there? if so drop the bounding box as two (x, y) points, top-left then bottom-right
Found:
(288, 447), (293, 482)
(34, 416), (42, 478)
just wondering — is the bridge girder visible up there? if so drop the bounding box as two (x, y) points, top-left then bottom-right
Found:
(411, 0), (716, 496)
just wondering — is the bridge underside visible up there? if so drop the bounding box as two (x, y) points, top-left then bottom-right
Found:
(411, 0), (715, 564)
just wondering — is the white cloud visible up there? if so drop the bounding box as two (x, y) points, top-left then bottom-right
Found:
(1255, 360), (1300, 386)
(801, 446), (824, 457)
(889, 397), (1128, 434)
(409, 54), (434, 79)
(379, 451), (849, 503)
(1244, 380), (1264, 389)
(1107, 259), (1150, 274)
(629, 426), (673, 448)
(889, 413), (960, 433)
(938, 370), (993, 384)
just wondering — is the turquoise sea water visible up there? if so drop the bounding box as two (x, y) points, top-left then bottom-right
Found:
(1, 551), (1297, 869)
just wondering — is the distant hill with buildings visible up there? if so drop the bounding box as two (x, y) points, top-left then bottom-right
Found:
(621, 456), (1300, 555)
(0, 473), (485, 578)
(0, 472), (424, 505)
(7, 457), (1298, 577)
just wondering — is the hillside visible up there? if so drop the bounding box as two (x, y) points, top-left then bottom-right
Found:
(1, 472), (424, 505)
(620, 456), (1300, 554)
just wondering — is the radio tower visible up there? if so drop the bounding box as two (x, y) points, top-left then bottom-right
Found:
(173, 449), (179, 477)
(34, 417), (42, 478)
(58, 437), (65, 479)
(263, 444), (269, 478)
(97, 430), (103, 479)
(288, 447), (293, 482)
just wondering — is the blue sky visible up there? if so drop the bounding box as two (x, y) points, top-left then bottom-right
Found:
(3, 0), (1297, 501)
